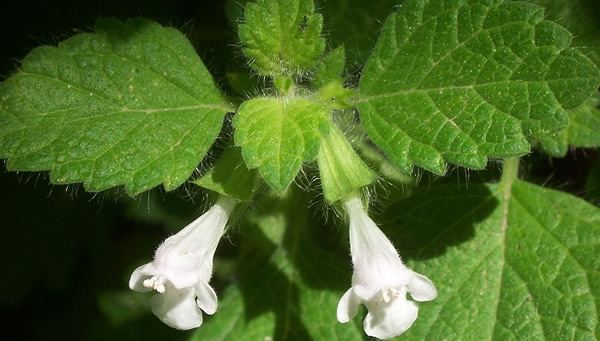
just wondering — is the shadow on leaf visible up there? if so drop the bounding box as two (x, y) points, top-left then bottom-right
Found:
(382, 183), (498, 260)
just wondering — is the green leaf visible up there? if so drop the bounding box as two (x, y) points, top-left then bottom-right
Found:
(318, 124), (376, 203)
(533, 130), (568, 157)
(273, 76), (294, 96)
(189, 191), (364, 340)
(193, 146), (258, 201)
(238, 0), (325, 77)
(357, 0), (600, 175)
(382, 178), (600, 339)
(534, 92), (600, 157)
(0, 18), (231, 195)
(315, 0), (400, 67)
(537, 92), (600, 157)
(233, 97), (330, 192)
(312, 45), (345, 90)
(567, 92), (600, 148)
(526, 0), (600, 67)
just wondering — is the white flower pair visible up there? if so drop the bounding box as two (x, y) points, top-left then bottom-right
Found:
(129, 194), (436, 339)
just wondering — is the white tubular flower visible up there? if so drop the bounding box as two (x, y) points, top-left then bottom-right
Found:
(337, 195), (437, 340)
(129, 195), (237, 330)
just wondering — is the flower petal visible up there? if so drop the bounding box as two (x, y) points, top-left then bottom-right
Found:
(337, 288), (361, 323)
(343, 196), (410, 297)
(150, 287), (203, 330)
(363, 297), (418, 340)
(195, 280), (218, 315)
(128, 263), (157, 292)
(407, 272), (437, 302)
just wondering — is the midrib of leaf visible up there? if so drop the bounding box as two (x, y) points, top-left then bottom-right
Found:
(356, 5), (588, 102)
(19, 68), (233, 113)
(499, 158), (519, 235)
(492, 157), (529, 340)
(494, 158), (598, 339)
(21, 105), (230, 122)
(275, 0), (284, 55)
(509, 190), (597, 339)
(424, 245), (502, 340)
(514, 186), (598, 338)
(355, 77), (593, 103)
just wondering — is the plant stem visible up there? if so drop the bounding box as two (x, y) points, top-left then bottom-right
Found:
(500, 157), (520, 188)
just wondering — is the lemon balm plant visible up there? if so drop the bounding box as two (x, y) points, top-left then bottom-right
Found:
(1, 0), (600, 339)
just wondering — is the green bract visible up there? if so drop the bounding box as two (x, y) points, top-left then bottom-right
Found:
(318, 125), (376, 203)
(193, 146), (258, 201)
(357, 0), (600, 175)
(233, 97), (330, 193)
(238, 0), (325, 77)
(0, 18), (231, 195)
(312, 45), (345, 90)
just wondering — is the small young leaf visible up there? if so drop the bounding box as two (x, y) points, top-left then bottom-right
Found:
(233, 97), (330, 192)
(534, 92), (600, 157)
(357, 0), (600, 175)
(567, 92), (600, 148)
(0, 18), (231, 195)
(536, 91), (600, 157)
(383, 180), (600, 339)
(238, 0), (325, 77)
(226, 72), (263, 97)
(315, 0), (400, 67)
(273, 76), (294, 96)
(533, 130), (568, 157)
(318, 125), (376, 203)
(193, 146), (258, 201)
(312, 45), (345, 90)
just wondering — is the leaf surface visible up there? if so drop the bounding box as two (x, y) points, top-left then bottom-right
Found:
(567, 93), (600, 148)
(358, 0), (600, 175)
(238, 0), (325, 77)
(527, 0), (600, 67)
(0, 18), (231, 195)
(234, 97), (329, 192)
(383, 180), (600, 340)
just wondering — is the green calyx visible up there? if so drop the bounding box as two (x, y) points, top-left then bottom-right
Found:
(318, 124), (376, 203)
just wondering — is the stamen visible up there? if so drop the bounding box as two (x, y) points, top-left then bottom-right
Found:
(143, 276), (167, 293)
(382, 289), (391, 303)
